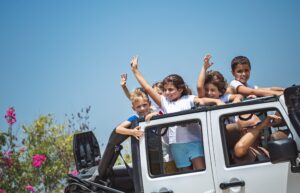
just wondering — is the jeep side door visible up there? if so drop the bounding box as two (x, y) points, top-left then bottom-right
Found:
(139, 112), (216, 193)
(209, 101), (291, 193)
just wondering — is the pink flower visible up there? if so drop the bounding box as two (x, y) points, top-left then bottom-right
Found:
(71, 169), (78, 176)
(3, 151), (13, 157)
(4, 107), (16, 125)
(3, 157), (13, 168)
(0, 188), (6, 193)
(25, 184), (36, 192)
(32, 154), (47, 168)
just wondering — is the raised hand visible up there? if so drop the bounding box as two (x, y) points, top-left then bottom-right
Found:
(203, 54), (213, 70)
(130, 55), (139, 69)
(120, 73), (127, 87)
(265, 114), (282, 127)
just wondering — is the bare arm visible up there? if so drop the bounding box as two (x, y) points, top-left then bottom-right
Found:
(270, 87), (285, 92)
(194, 97), (225, 106)
(145, 111), (160, 122)
(234, 114), (281, 158)
(197, 54), (213, 97)
(130, 56), (162, 107)
(120, 73), (131, 100)
(259, 87), (285, 92)
(116, 120), (144, 140)
(229, 94), (244, 103)
(237, 85), (283, 97)
(226, 114), (260, 133)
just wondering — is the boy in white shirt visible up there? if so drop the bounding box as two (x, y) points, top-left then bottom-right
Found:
(230, 56), (284, 98)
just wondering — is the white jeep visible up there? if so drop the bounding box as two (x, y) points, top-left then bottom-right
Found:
(65, 85), (300, 193)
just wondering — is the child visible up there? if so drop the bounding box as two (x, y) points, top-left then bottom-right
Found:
(120, 73), (175, 171)
(197, 54), (243, 103)
(230, 56), (284, 98)
(120, 73), (163, 112)
(116, 89), (159, 140)
(233, 114), (282, 164)
(130, 55), (224, 171)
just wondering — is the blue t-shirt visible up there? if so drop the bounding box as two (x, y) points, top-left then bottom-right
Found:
(220, 94), (231, 103)
(127, 115), (138, 123)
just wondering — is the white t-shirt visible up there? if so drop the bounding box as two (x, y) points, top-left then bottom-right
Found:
(230, 80), (258, 93)
(161, 95), (202, 144)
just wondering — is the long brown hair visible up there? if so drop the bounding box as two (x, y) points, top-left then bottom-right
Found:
(162, 74), (191, 96)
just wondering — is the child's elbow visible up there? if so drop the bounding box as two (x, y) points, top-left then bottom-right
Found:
(115, 126), (122, 134)
(234, 143), (247, 158)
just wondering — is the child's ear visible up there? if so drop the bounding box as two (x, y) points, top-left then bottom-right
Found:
(178, 88), (183, 94)
(132, 106), (136, 111)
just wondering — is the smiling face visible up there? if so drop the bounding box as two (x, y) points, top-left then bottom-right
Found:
(205, 83), (222, 99)
(132, 97), (151, 117)
(163, 82), (183, 101)
(232, 64), (251, 84)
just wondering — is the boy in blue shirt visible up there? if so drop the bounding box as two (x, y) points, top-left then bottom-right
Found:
(116, 89), (159, 140)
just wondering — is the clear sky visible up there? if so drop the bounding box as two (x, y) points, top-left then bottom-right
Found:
(1, 1), (300, 148)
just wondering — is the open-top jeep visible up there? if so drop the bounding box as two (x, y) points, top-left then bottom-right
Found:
(65, 85), (300, 193)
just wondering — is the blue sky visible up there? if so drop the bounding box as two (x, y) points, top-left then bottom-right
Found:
(1, 1), (300, 147)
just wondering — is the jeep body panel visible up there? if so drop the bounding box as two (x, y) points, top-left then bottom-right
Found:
(139, 112), (215, 193)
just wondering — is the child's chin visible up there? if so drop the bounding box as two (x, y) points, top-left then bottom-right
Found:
(138, 112), (147, 117)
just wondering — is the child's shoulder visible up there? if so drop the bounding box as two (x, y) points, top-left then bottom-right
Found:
(127, 115), (139, 122)
(230, 80), (244, 89)
(179, 95), (197, 103)
(230, 79), (257, 90)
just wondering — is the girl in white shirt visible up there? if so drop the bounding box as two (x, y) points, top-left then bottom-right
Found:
(130, 56), (224, 171)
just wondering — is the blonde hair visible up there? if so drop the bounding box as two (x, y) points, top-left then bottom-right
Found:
(130, 89), (150, 104)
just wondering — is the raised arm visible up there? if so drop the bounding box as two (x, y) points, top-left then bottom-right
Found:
(197, 54), (213, 97)
(130, 56), (162, 107)
(237, 86), (283, 97)
(120, 73), (131, 100)
(234, 114), (281, 158)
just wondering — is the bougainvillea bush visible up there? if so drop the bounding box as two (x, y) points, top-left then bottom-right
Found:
(0, 107), (75, 193)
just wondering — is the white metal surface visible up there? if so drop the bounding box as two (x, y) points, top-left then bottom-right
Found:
(209, 101), (296, 193)
(139, 113), (216, 193)
(137, 99), (300, 193)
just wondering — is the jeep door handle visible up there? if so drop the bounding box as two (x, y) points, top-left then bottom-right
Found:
(219, 180), (245, 190)
(151, 190), (173, 193)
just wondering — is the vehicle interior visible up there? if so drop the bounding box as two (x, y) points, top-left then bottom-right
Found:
(66, 130), (135, 193)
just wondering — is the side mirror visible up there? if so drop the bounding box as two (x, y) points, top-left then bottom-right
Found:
(267, 138), (298, 164)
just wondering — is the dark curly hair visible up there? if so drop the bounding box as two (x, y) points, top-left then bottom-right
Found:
(231, 56), (251, 71)
(205, 70), (227, 95)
